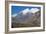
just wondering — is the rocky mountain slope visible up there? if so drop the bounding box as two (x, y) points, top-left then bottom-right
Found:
(11, 8), (41, 28)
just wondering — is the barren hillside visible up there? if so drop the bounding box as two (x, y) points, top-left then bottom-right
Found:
(12, 11), (41, 28)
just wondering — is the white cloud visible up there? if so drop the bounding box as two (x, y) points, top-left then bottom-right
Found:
(30, 8), (39, 13)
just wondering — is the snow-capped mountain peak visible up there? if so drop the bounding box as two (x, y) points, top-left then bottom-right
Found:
(29, 8), (39, 13)
(21, 8), (39, 15)
(12, 8), (39, 17)
(21, 8), (29, 15)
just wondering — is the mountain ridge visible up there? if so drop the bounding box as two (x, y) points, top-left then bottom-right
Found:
(12, 8), (40, 28)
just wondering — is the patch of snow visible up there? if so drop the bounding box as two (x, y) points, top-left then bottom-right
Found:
(21, 8), (29, 15)
(12, 14), (17, 17)
(29, 8), (39, 13)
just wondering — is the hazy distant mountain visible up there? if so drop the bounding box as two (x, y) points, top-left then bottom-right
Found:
(12, 8), (40, 28)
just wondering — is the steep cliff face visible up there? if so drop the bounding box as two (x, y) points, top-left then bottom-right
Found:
(12, 11), (41, 28)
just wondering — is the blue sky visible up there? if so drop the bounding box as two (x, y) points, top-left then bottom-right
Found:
(11, 6), (40, 15)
